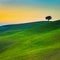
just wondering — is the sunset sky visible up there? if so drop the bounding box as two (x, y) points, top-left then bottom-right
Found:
(0, 0), (60, 25)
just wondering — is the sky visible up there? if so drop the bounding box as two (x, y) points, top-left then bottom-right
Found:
(0, 0), (60, 24)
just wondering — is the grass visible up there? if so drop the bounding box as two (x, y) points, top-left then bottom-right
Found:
(0, 20), (60, 60)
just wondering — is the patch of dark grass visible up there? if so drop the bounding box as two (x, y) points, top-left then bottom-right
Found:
(0, 41), (12, 53)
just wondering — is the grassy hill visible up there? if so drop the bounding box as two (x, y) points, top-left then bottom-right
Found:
(0, 20), (60, 60)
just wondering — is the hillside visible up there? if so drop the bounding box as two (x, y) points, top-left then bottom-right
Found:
(0, 20), (60, 60)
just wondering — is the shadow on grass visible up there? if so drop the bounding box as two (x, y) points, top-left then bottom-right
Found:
(0, 41), (12, 53)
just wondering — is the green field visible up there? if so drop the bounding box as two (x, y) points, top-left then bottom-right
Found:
(0, 20), (60, 60)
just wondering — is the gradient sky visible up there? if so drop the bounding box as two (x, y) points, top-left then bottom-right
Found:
(0, 0), (60, 24)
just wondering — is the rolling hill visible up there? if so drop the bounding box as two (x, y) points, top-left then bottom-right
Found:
(0, 20), (60, 60)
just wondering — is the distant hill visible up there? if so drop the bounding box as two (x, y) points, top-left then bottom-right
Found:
(0, 20), (60, 60)
(0, 20), (60, 35)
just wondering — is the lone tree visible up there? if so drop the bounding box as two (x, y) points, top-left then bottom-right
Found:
(45, 16), (52, 21)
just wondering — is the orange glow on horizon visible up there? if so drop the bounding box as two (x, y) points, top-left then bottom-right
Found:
(0, 7), (60, 24)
